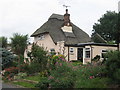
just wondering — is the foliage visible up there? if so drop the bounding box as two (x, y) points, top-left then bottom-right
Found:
(35, 77), (49, 89)
(10, 33), (28, 55)
(74, 65), (107, 88)
(25, 75), (40, 81)
(36, 62), (76, 88)
(21, 62), (45, 75)
(3, 67), (19, 80)
(36, 59), (108, 88)
(75, 77), (108, 88)
(0, 36), (7, 48)
(48, 54), (66, 70)
(1, 48), (15, 70)
(21, 44), (48, 75)
(92, 11), (118, 42)
(14, 72), (27, 80)
(71, 61), (83, 66)
(115, 12), (120, 44)
(29, 44), (48, 72)
(104, 51), (120, 83)
(92, 55), (100, 62)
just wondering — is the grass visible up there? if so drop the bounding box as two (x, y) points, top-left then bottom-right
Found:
(13, 81), (36, 88)
(25, 75), (40, 82)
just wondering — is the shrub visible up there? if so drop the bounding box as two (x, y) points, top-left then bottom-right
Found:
(92, 55), (100, 62)
(74, 65), (107, 88)
(35, 77), (49, 89)
(28, 44), (48, 72)
(48, 54), (66, 70)
(20, 62), (43, 75)
(1, 48), (16, 70)
(3, 67), (19, 80)
(14, 72), (27, 80)
(104, 51), (120, 83)
(36, 58), (76, 88)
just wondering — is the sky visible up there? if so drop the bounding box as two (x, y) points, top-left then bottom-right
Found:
(0, 0), (119, 42)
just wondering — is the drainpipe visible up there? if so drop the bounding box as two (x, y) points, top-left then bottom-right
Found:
(68, 46), (70, 61)
(90, 45), (93, 63)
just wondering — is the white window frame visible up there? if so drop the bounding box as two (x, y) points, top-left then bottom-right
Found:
(70, 48), (74, 53)
(101, 49), (107, 58)
(85, 48), (90, 58)
(38, 34), (45, 40)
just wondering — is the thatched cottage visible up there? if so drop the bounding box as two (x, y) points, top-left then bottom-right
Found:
(24, 9), (117, 64)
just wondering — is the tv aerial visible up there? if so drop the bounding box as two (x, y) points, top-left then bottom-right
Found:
(63, 5), (70, 9)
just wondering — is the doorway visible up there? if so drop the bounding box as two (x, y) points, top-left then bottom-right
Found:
(77, 48), (83, 62)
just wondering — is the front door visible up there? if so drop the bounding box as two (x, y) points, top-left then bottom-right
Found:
(77, 48), (83, 62)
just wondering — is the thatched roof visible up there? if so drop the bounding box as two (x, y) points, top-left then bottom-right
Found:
(31, 14), (91, 45)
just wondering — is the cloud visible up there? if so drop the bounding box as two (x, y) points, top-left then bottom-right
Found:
(0, 0), (119, 42)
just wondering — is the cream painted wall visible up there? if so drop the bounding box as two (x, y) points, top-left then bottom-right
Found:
(64, 47), (78, 61)
(34, 33), (58, 52)
(92, 45), (117, 58)
(83, 45), (117, 64)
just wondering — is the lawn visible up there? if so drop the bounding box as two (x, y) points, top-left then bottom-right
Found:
(13, 81), (36, 88)
(25, 75), (40, 82)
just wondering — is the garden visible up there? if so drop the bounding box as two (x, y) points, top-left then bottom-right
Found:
(1, 43), (120, 88)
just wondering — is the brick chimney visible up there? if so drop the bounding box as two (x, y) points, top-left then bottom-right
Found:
(64, 9), (71, 26)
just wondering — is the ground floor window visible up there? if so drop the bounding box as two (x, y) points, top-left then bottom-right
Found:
(85, 48), (90, 58)
(101, 49), (107, 58)
(70, 48), (74, 53)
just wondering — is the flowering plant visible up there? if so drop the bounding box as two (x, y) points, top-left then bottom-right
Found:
(3, 67), (19, 80)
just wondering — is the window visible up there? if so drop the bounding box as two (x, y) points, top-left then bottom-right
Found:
(50, 48), (56, 55)
(38, 35), (45, 40)
(101, 50), (107, 58)
(50, 48), (55, 52)
(70, 48), (74, 53)
(85, 48), (90, 58)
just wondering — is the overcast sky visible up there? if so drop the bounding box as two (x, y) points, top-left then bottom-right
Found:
(0, 0), (119, 42)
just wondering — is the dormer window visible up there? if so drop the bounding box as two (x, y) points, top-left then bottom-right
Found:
(38, 34), (45, 40)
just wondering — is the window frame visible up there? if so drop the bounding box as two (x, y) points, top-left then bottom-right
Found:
(85, 48), (90, 58)
(70, 48), (74, 53)
(101, 49), (107, 58)
(38, 34), (45, 40)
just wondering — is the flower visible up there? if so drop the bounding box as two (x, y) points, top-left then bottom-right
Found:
(48, 75), (54, 80)
(89, 76), (94, 79)
(59, 63), (62, 66)
(55, 62), (58, 65)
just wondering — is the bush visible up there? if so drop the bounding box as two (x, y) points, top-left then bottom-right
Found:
(92, 55), (100, 62)
(14, 72), (27, 80)
(1, 48), (16, 70)
(20, 63), (43, 75)
(48, 54), (66, 70)
(35, 77), (49, 89)
(29, 44), (48, 72)
(104, 51), (120, 83)
(3, 67), (19, 80)
(36, 57), (76, 88)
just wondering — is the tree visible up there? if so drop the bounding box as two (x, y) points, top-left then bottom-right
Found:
(1, 48), (15, 70)
(115, 12), (120, 44)
(28, 44), (48, 72)
(10, 33), (28, 55)
(0, 36), (7, 48)
(92, 11), (118, 42)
